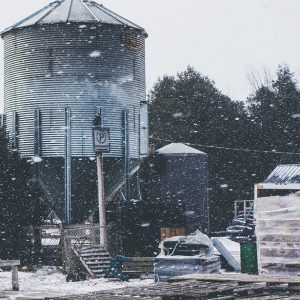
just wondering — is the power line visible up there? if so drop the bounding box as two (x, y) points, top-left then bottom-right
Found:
(151, 137), (300, 156)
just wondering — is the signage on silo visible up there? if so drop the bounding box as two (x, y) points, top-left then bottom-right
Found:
(93, 127), (110, 153)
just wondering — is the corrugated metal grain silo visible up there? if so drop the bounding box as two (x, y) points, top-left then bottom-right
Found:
(1, 0), (148, 223)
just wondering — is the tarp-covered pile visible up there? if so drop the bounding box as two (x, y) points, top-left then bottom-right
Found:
(154, 230), (221, 282)
(256, 192), (300, 275)
(226, 209), (255, 242)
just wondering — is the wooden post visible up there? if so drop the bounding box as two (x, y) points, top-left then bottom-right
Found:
(234, 201), (238, 219)
(254, 184), (260, 274)
(12, 266), (19, 291)
(93, 117), (110, 249)
(0, 260), (20, 291)
(97, 152), (107, 248)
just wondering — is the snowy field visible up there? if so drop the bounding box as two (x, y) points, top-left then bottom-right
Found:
(0, 267), (153, 300)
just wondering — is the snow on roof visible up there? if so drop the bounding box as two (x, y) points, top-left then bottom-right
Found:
(156, 143), (206, 155)
(264, 164), (300, 185)
(1, 0), (146, 36)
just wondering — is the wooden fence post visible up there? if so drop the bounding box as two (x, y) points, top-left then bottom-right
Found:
(12, 265), (19, 291)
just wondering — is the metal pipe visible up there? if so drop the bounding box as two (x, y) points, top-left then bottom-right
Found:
(34, 109), (41, 156)
(64, 107), (72, 223)
(124, 109), (131, 200)
(0, 114), (6, 128)
(34, 109), (41, 181)
(253, 184), (261, 274)
(254, 184), (258, 203)
(12, 111), (18, 149)
(234, 201), (237, 219)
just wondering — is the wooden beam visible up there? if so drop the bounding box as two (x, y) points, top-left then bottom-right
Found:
(169, 273), (300, 284)
(256, 183), (300, 190)
(0, 260), (20, 267)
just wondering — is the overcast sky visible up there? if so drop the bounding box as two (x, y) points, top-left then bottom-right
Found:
(1, 0), (300, 112)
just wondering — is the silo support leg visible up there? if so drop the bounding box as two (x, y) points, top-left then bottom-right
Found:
(64, 107), (72, 224)
(124, 109), (131, 200)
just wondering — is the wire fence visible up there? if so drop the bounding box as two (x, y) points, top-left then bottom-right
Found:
(4, 222), (122, 271)
(62, 224), (100, 273)
(62, 222), (123, 273)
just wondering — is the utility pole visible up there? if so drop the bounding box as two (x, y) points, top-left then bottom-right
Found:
(96, 152), (106, 247)
(93, 112), (110, 248)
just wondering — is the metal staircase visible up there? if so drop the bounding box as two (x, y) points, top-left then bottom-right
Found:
(73, 245), (111, 278)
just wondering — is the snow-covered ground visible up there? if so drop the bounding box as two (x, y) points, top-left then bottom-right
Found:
(0, 267), (153, 300)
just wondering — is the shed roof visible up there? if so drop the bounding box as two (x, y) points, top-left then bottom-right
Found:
(156, 143), (206, 156)
(1, 0), (146, 36)
(264, 164), (300, 185)
(256, 164), (300, 190)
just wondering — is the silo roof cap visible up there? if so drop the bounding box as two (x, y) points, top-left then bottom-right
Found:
(1, 0), (147, 36)
(156, 143), (207, 156)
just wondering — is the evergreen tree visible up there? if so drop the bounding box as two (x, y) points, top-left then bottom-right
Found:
(0, 126), (45, 262)
(248, 65), (300, 153)
(149, 67), (249, 149)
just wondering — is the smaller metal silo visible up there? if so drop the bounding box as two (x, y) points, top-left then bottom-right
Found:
(141, 143), (209, 246)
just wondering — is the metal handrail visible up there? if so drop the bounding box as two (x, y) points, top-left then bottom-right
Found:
(73, 237), (93, 251)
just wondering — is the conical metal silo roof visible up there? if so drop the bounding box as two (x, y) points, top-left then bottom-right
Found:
(1, 0), (146, 36)
(156, 143), (207, 156)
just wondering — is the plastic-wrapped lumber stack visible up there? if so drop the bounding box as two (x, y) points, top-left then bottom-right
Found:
(154, 230), (221, 282)
(154, 256), (221, 282)
(256, 193), (300, 275)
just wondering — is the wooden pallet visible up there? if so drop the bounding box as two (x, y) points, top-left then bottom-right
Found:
(169, 273), (300, 285)
(49, 274), (300, 299)
(50, 280), (300, 299)
(122, 257), (154, 278)
(109, 280), (300, 299)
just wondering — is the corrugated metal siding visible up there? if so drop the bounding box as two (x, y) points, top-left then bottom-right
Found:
(4, 24), (146, 158)
(1, 0), (146, 35)
(264, 164), (300, 185)
(68, 0), (97, 23)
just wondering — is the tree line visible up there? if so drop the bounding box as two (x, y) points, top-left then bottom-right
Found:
(149, 65), (300, 231)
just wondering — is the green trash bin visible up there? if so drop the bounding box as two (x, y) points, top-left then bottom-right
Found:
(240, 241), (258, 274)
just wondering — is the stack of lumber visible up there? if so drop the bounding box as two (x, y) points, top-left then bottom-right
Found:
(55, 273), (300, 299)
(256, 193), (300, 275)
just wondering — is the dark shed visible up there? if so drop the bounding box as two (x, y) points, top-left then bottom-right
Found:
(141, 143), (209, 246)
